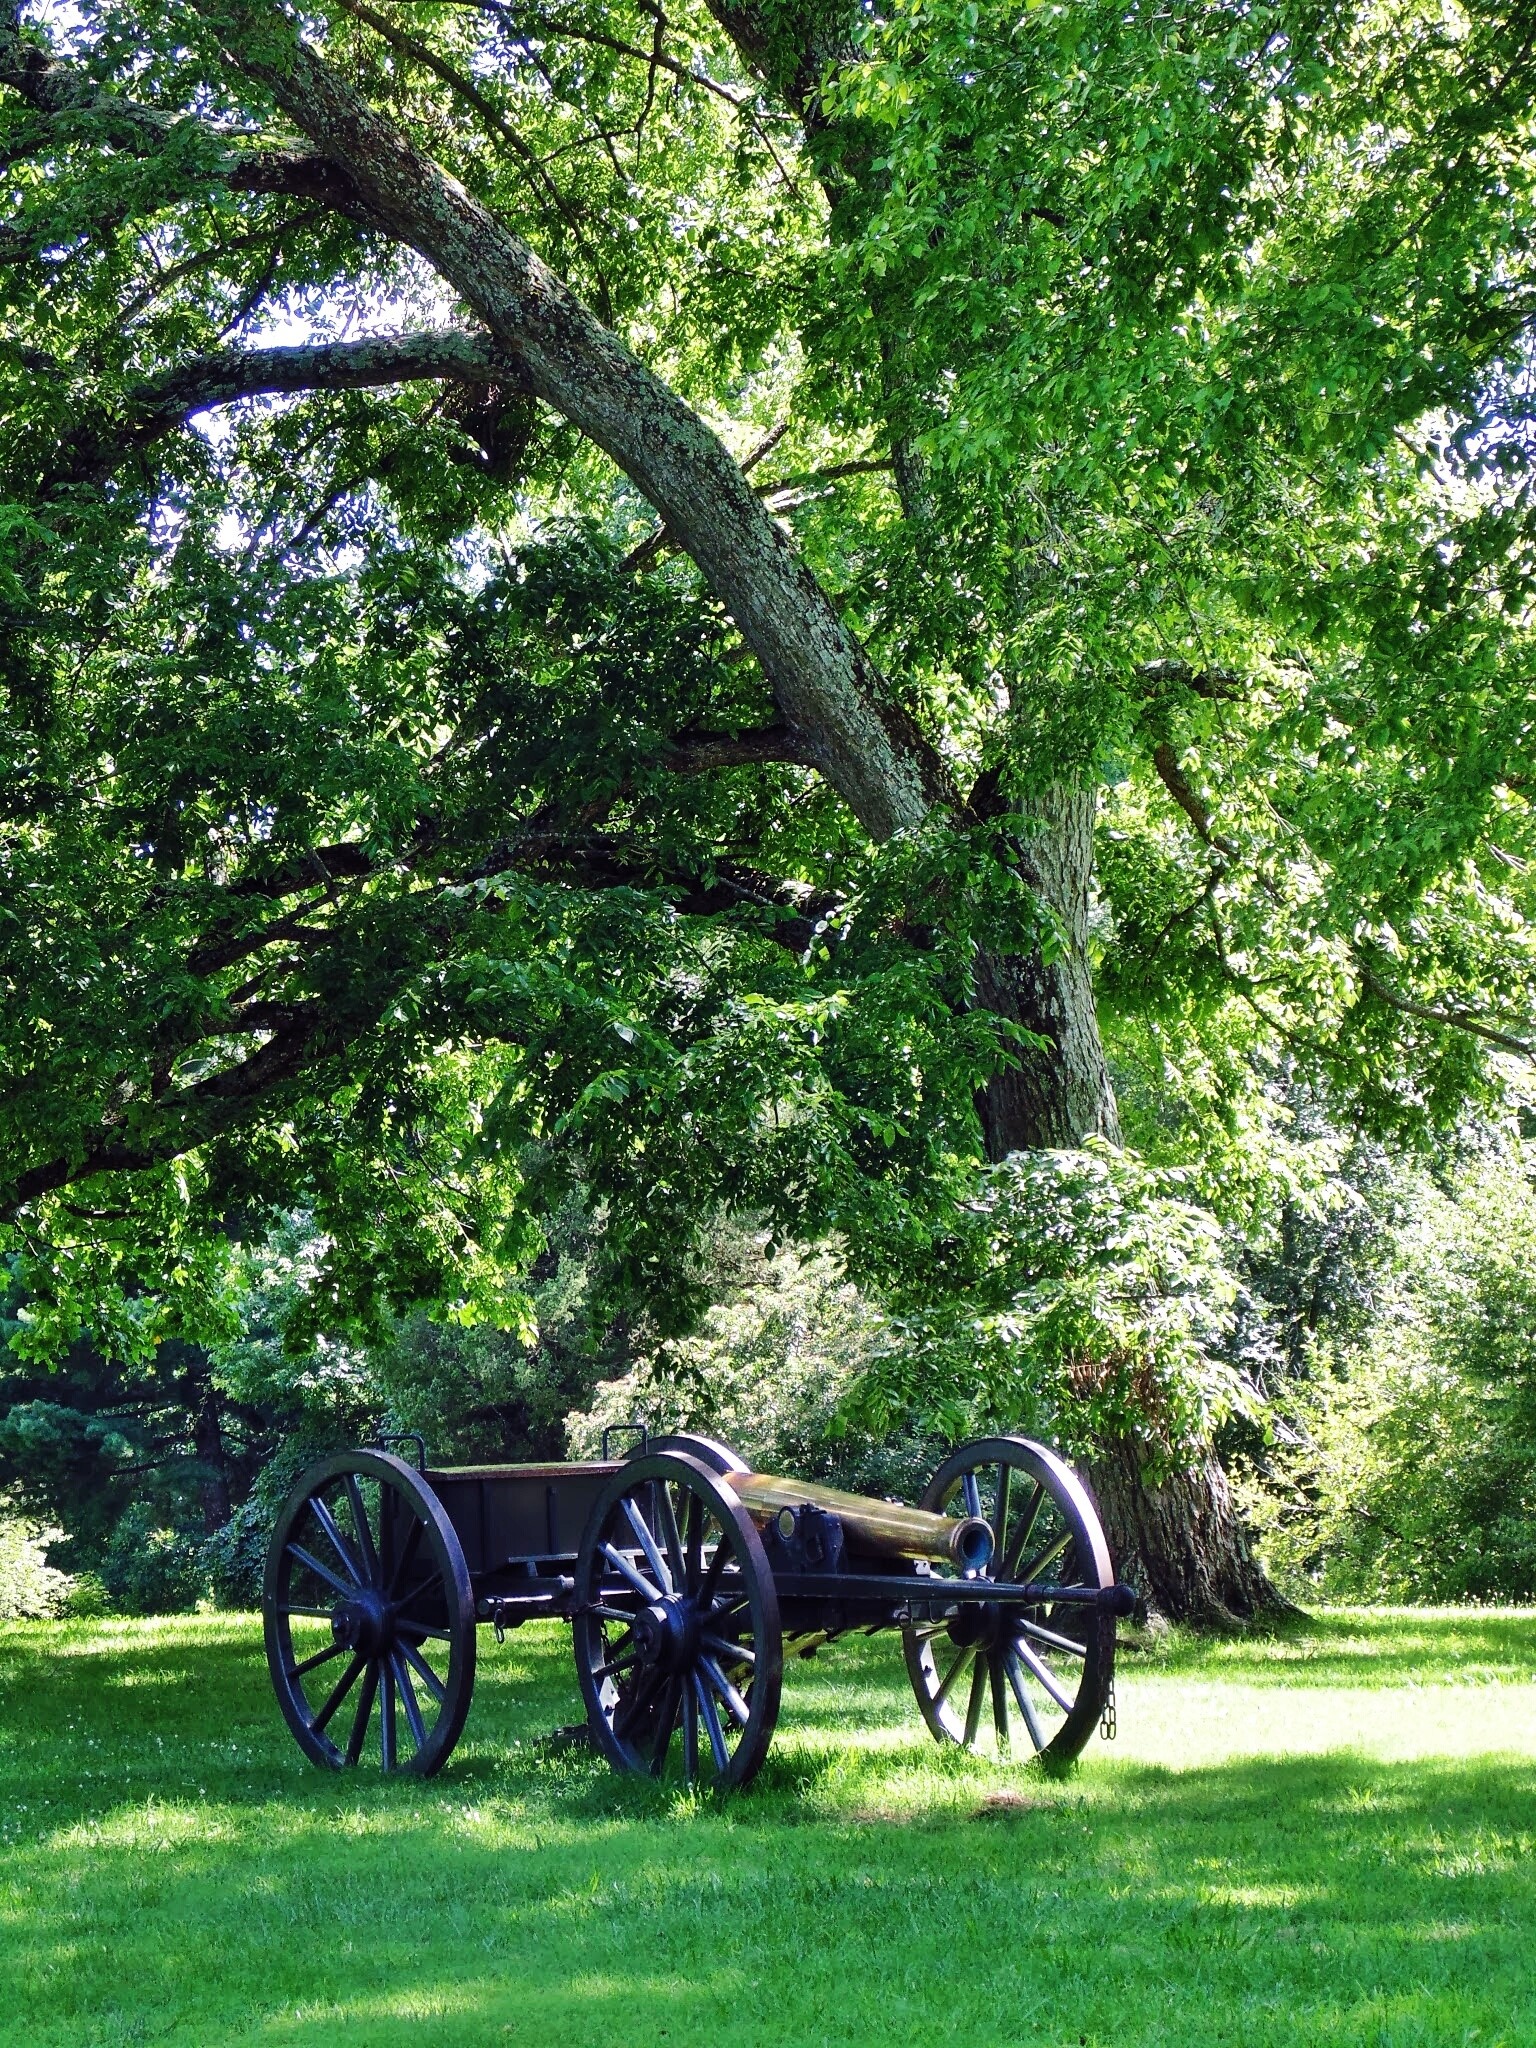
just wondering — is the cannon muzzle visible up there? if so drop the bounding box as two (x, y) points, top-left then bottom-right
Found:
(722, 1471), (994, 1572)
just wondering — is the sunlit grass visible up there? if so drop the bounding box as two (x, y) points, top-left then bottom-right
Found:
(2, 1607), (1535, 2044)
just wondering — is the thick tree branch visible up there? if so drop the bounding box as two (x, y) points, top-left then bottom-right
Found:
(0, 5), (359, 209)
(124, 328), (526, 421)
(6, 818), (838, 1211)
(663, 724), (811, 774)
(44, 329), (529, 487)
(189, 0), (954, 838)
(1352, 954), (1536, 1059)
(1152, 742), (1239, 858)
(6, 996), (369, 1209)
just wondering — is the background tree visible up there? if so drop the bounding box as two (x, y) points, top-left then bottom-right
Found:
(3, 0), (1535, 1620)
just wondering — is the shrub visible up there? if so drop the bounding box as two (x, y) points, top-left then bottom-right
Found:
(568, 1227), (943, 1499)
(1246, 1154), (1536, 1601)
(854, 1141), (1244, 1463)
(0, 1501), (72, 1618)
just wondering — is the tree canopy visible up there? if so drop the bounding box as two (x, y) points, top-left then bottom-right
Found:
(3, 0), (1536, 1602)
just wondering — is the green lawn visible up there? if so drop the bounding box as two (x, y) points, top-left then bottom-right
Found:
(3, 1609), (1535, 2046)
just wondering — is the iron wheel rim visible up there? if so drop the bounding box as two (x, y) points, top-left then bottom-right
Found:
(263, 1449), (475, 1777)
(903, 1436), (1114, 1767)
(573, 1451), (782, 1790)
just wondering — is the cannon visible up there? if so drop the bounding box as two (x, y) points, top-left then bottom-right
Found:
(262, 1430), (1137, 1789)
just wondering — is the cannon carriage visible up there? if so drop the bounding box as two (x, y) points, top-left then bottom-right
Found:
(263, 1431), (1137, 1789)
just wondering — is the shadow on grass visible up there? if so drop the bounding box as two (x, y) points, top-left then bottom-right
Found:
(4, 1612), (1536, 2045)
(6, 1747), (1536, 2045)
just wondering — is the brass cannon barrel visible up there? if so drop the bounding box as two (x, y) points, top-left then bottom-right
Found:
(722, 1471), (994, 1572)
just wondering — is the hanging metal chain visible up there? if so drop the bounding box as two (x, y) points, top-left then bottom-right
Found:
(1100, 1675), (1117, 1742)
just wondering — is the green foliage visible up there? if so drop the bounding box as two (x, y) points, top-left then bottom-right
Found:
(4, 0), (1536, 1587)
(1245, 1149), (1536, 1600)
(568, 1220), (942, 1496)
(820, 0), (1536, 1139)
(4, 0), (1536, 1361)
(853, 1140), (1243, 1458)
(0, 1499), (71, 1619)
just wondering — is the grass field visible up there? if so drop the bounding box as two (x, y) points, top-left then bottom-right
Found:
(2, 1608), (1535, 2046)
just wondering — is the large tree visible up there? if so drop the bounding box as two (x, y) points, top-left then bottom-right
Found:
(3, 0), (1534, 1619)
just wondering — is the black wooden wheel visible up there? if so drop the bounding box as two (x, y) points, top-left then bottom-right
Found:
(573, 1451), (782, 1790)
(903, 1437), (1115, 1767)
(263, 1449), (475, 1776)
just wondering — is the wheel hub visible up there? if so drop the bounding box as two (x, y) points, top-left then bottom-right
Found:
(633, 1598), (697, 1674)
(331, 1588), (392, 1658)
(948, 1600), (1003, 1652)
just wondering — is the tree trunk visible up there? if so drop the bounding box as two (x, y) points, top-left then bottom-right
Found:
(1088, 1436), (1295, 1628)
(975, 788), (1121, 1154)
(192, 1380), (233, 1537)
(976, 789), (1293, 1625)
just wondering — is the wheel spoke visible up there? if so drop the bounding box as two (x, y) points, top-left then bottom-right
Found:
(990, 1651), (1010, 1750)
(311, 1653), (364, 1734)
(1015, 1616), (1089, 1659)
(700, 1632), (754, 1666)
(381, 1661), (398, 1769)
(393, 1574), (448, 1615)
(962, 1472), (983, 1520)
(398, 1637), (447, 1704)
(308, 1496), (364, 1587)
(585, 1602), (642, 1624)
(962, 1655), (987, 1746)
(698, 1530), (733, 1607)
(649, 1680), (681, 1777)
(391, 1651), (429, 1751)
(992, 1464), (1012, 1561)
(345, 1660), (380, 1765)
(699, 1654), (751, 1726)
(395, 1620), (454, 1644)
(596, 1649), (640, 1683)
(278, 1602), (336, 1619)
(1014, 1527), (1072, 1590)
(343, 1474), (379, 1585)
(614, 1670), (664, 1739)
(621, 1497), (672, 1594)
(683, 1492), (703, 1593)
(1013, 1636), (1074, 1713)
(682, 1677), (699, 1784)
(288, 1641), (345, 1681)
(286, 1543), (354, 1600)
(600, 1540), (662, 1604)
(654, 1482), (687, 1589)
(1003, 1483), (1046, 1580)
(695, 1675), (730, 1772)
(934, 1644), (972, 1705)
(1005, 1651), (1047, 1751)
